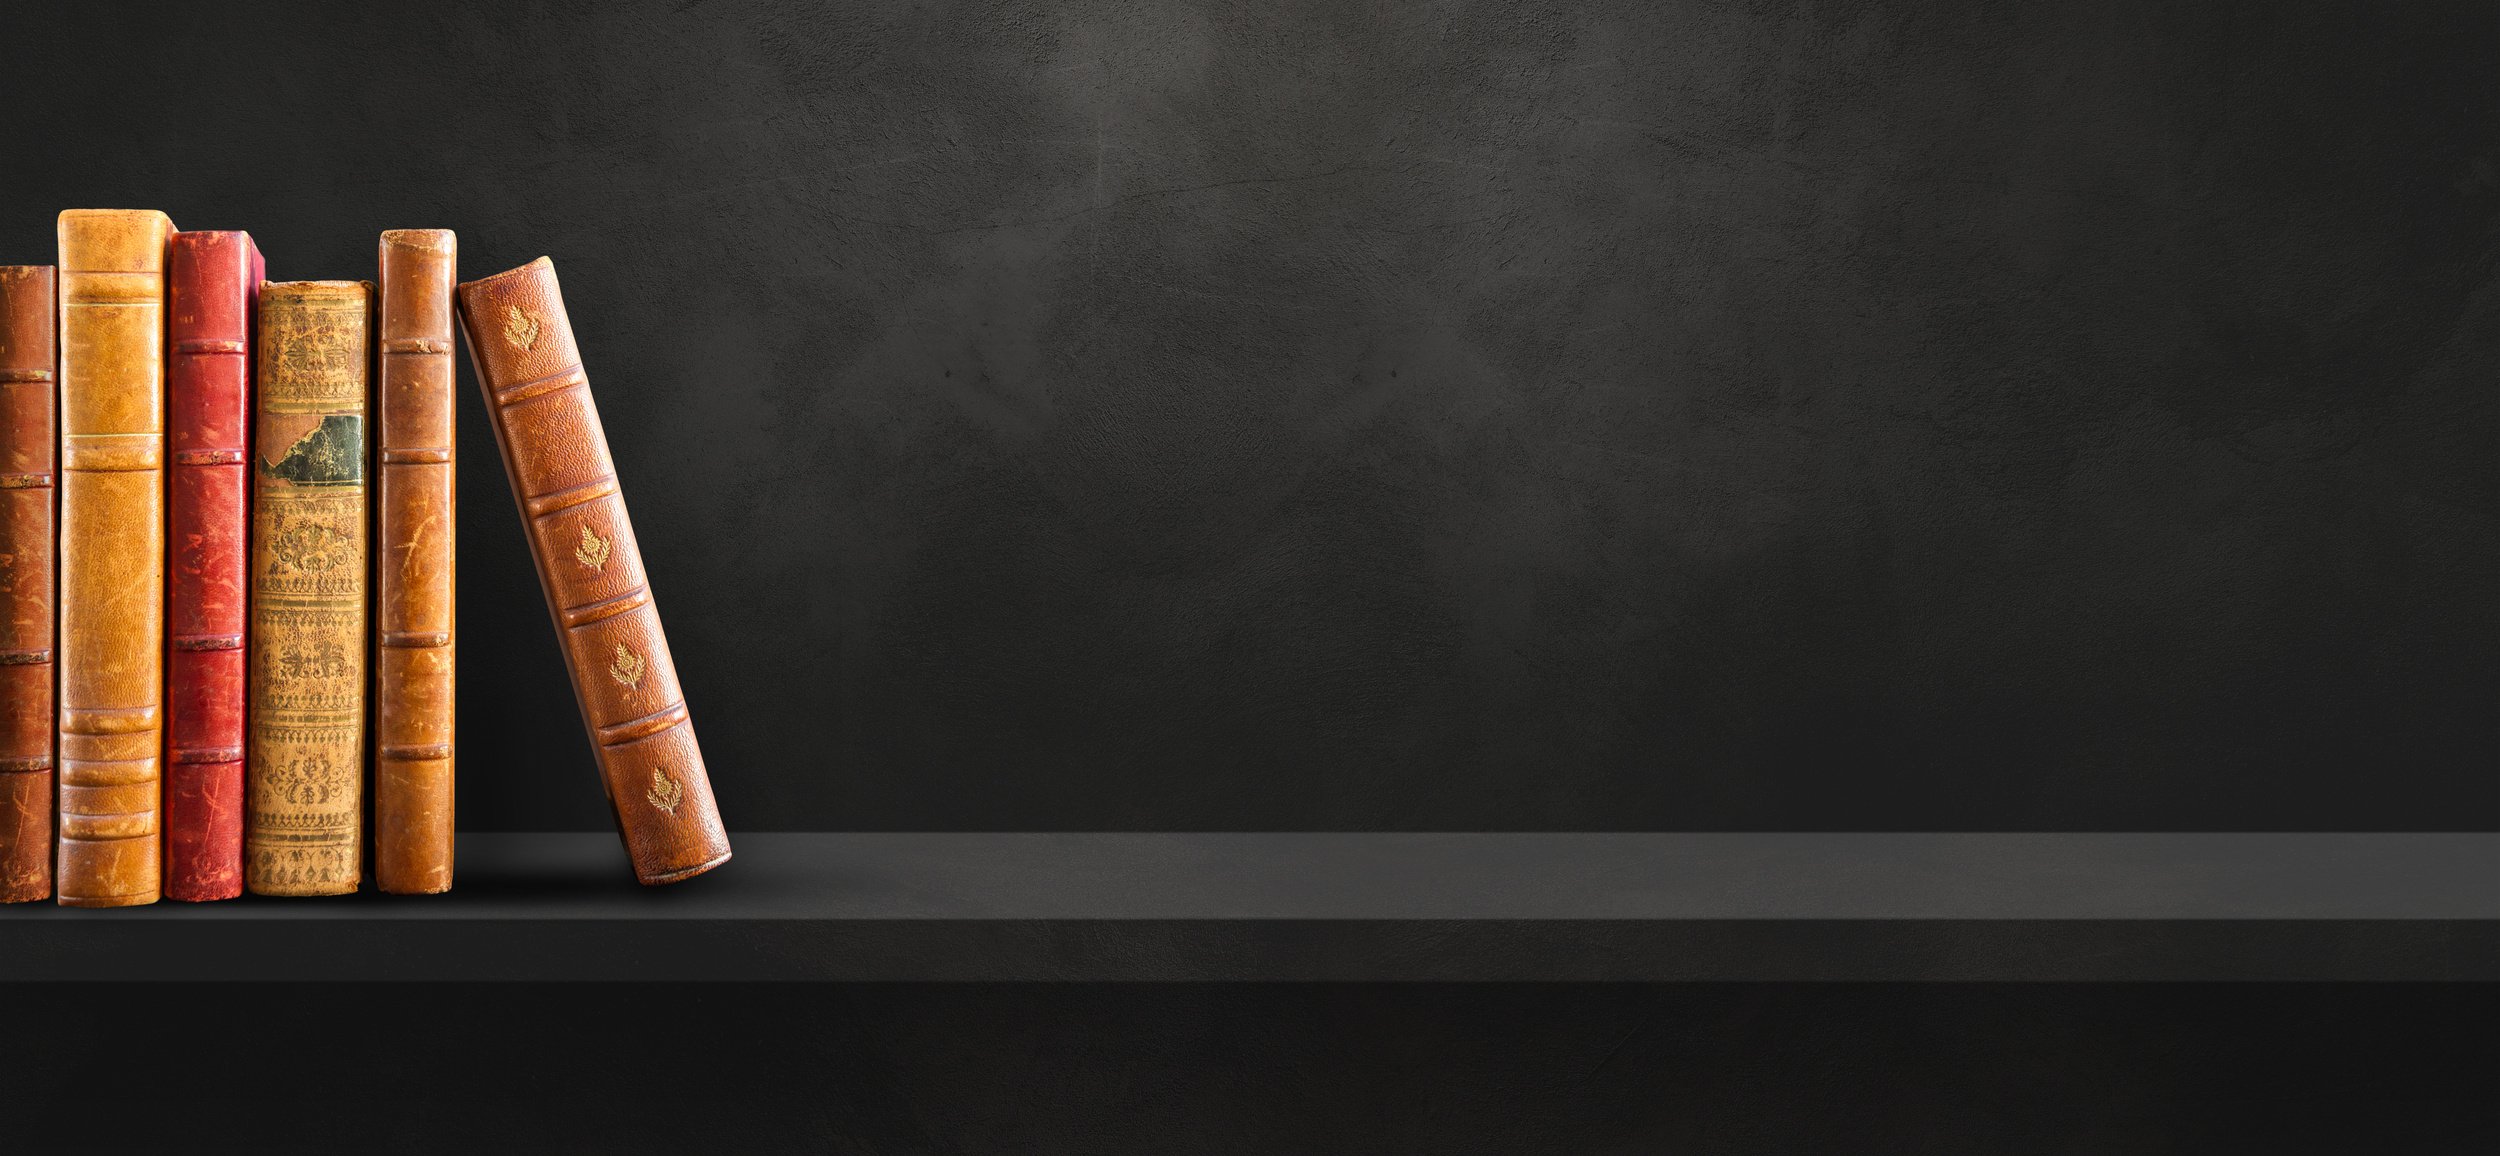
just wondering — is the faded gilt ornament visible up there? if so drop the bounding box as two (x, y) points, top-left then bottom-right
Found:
(647, 766), (683, 816)
(610, 644), (646, 689)
(575, 523), (610, 572)
(503, 305), (540, 351)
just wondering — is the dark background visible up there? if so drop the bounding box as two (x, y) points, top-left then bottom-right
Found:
(12, 984), (2497, 1152)
(5, 1), (2497, 832)
(10, 7), (2497, 1151)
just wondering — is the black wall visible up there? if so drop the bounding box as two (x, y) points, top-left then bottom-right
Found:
(4, 2), (2496, 832)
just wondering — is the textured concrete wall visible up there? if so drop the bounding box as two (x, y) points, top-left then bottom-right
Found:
(3, 2), (2496, 830)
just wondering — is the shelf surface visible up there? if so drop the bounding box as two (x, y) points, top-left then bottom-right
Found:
(8, 832), (2500, 980)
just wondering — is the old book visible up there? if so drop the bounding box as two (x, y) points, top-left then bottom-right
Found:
(0, 266), (55, 903)
(375, 230), (456, 894)
(456, 258), (729, 885)
(165, 231), (263, 902)
(56, 209), (174, 907)
(246, 280), (370, 897)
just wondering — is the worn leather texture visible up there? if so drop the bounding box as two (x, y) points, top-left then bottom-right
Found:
(55, 209), (172, 907)
(0, 265), (54, 903)
(456, 258), (728, 885)
(246, 280), (369, 897)
(164, 230), (262, 902)
(375, 230), (456, 895)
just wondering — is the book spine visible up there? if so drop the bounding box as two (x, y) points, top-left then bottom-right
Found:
(55, 209), (174, 907)
(455, 258), (729, 885)
(0, 266), (55, 903)
(374, 230), (456, 894)
(246, 280), (370, 897)
(164, 232), (263, 902)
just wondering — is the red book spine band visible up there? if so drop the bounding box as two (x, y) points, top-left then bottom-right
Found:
(164, 232), (262, 901)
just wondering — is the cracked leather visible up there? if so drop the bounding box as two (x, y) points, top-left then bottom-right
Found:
(246, 281), (369, 896)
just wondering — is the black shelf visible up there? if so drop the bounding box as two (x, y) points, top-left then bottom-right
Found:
(7, 832), (2497, 980)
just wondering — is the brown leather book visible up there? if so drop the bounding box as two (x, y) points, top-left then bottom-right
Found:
(456, 258), (729, 885)
(56, 210), (174, 907)
(246, 281), (370, 896)
(0, 266), (55, 903)
(374, 231), (456, 894)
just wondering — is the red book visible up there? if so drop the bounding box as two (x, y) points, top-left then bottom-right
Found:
(165, 231), (262, 901)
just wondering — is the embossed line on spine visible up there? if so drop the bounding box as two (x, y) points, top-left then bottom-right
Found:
(560, 585), (652, 629)
(525, 476), (619, 518)
(170, 745), (243, 765)
(597, 702), (688, 747)
(381, 446), (451, 465)
(62, 434), (163, 472)
(382, 338), (452, 355)
(59, 811), (158, 839)
(0, 647), (52, 665)
(174, 338), (247, 355)
(170, 633), (243, 652)
(0, 368), (52, 383)
(0, 472), (52, 488)
(379, 743), (452, 762)
(493, 362), (586, 407)
(173, 448), (245, 466)
(59, 756), (157, 785)
(381, 631), (451, 648)
(61, 706), (160, 734)
(0, 755), (52, 773)
(61, 271), (163, 303)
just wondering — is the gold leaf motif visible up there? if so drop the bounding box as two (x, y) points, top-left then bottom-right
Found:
(609, 644), (646, 689)
(647, 766), (683, 816)
(268, 516), (353, 575)
(575, 524), (611, 572)
(503, 305), (540, 351)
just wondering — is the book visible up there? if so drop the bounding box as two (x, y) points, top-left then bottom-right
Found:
(164, 231), (263, 902)
(0, 265), (54, 903)
(374, 230), (457, 894)
(246, 280), (370, 896)
(55, 209), (174, 907)
(455, 257), (729, 885)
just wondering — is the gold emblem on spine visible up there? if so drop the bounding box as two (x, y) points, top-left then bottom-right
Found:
(503, 305), (541, 351)
(647, 766), (683, 816)
(575, 524), (611, 571)
(609, 644), (646, 689)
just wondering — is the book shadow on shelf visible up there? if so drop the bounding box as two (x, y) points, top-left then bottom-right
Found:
(416, 831), (724, 905)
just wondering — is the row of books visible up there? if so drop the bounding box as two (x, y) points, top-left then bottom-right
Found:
(0, 210), (728, 907)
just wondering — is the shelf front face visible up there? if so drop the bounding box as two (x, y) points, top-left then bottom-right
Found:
(6, 833), (2499, 981)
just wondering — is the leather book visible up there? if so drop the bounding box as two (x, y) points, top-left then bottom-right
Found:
(374, 230), (456, 894)
(56, 209), (174, 907)
(246, 280), (370, 896)
(165, 231), (263, 902)
(0, 265), (55, 903)
(456, 257), (729, 885)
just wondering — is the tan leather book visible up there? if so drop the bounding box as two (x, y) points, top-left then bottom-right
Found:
(56, 210), (174, 907)
(0, 265), (55, 903)
(456, 258), (728, 885)
(246, 281), (370, 896)
(374, 231), (456, 894)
